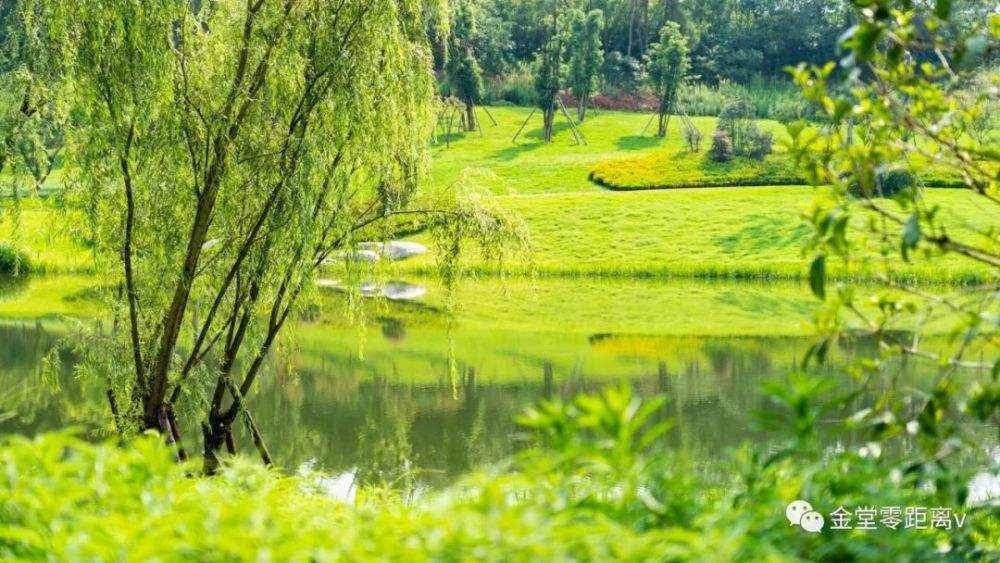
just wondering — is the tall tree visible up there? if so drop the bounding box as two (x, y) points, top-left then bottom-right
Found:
(446, 0), (484, 131)
(568, 9), (604, 122)
(644, 21), (689, 137)
(533, 2), (567, 143)
(11, 0), (521, 472)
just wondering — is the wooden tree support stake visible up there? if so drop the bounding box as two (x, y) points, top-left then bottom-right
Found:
(558, 98), (588, 145)
(512, 107), (537, 143)
(640, 112), (656, 136)
(223, 375), (273, 467)
(473, 102), (484, 137)
(481, 105), (498, 126)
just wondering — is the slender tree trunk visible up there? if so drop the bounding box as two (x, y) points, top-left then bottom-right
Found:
(627, 0), (636, 58)
(657, 99), (670, 137)
(640, 0), (649, 52)
(577, 91), (587, 122)
(543, 103), (556, 143)
(465, 98), (476, 132)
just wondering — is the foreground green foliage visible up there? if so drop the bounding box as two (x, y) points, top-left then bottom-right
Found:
(2, 383), (996, 561)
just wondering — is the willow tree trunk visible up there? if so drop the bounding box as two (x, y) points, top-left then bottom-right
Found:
(577, 93), (588, 123)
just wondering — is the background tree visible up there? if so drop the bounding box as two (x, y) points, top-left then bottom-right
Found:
(446, 0), (485, 131)
(644, 21), (689, 137)
(567, 9), (604, 122)
(471, 1), (515, 77)
(533, 2), (568, 143)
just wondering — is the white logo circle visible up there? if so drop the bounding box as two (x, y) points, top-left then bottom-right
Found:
(785, 499), (813, 526)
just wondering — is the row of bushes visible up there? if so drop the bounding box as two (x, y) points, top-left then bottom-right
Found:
(1, 384), (994, 560)
(682, 78), (820, 121)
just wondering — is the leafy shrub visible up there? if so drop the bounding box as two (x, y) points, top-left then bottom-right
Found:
(683, 124), (704, 152)
(482, 66), (537, 106)
(847, 168), (921, 199)
(746, 127), (774, 159)
(715, 99), (774, 160)
(0, 241), (31, 276)
(717, 99), (755, 155)
(709, 130), (733, 162)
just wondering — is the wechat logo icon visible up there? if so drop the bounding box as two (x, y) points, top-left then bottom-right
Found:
(786, 500), (824, 533)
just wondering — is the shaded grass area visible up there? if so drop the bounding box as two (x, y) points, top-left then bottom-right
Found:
(399, 186), (994, 282)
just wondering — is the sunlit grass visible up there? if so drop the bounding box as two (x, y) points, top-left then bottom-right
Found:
(425, 106), (791, 194)
(0, 198), (93, 274)
(399, 186), (994, 282)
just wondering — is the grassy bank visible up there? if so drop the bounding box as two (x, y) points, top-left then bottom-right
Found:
(5, 186), (991, 282)
(398, 186), (993, 282)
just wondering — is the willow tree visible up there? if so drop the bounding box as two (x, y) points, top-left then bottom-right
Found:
(644, 21), (688, 137)
(18, 0), (519, 472)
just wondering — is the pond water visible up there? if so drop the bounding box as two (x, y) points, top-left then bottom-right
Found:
(0, 276), (992, 495)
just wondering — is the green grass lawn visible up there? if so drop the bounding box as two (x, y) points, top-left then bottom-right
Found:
(426, 106), (793, 194)
(397, 185), (995, 281)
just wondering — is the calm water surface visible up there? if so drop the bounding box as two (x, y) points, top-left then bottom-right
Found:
(0, 276), (990, 494)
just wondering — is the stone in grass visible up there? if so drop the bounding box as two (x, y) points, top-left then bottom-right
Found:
(357, 241), (427, 261)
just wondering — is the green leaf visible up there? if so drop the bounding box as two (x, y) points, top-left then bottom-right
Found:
(809, 254), (826, 299)
(934, 0), (951, 19)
